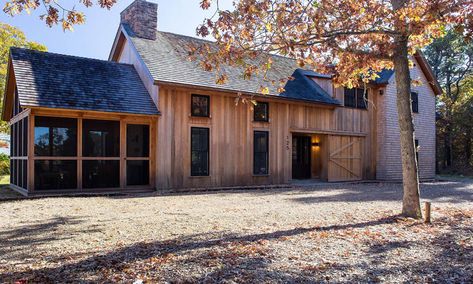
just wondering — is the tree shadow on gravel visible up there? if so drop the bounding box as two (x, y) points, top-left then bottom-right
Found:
(0, 215), (398, 282)
(311, 215), (473, 283)
(0, 216), (100, 260)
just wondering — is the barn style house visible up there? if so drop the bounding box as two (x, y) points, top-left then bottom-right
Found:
(2, 0), (440, 196)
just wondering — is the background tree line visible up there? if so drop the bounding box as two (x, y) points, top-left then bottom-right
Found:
(424, 31), (473, 176)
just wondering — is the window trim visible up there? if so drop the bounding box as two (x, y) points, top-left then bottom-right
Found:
(191, 94), (211, 117)
(253, 101), (270, 122)
(253, 130), (269, 176)
(190, 127), (210, 176)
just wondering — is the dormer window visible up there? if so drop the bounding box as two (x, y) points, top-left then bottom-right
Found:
(344, 88), (367, 109)
(191, 94), (210, 117)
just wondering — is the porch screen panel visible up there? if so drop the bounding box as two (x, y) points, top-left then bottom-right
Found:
(82, 119), (120, 189)
(35, 160), (77, 190)
(10, 117), (29, 189)
(34, 116), (77, 156)
(126, 124), (150, 186)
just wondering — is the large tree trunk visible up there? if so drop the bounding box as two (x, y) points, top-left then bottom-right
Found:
(393, 36), (422, 219)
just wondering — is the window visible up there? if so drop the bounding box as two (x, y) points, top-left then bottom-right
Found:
(253, 131), (269, 175)
(126, 124), (150, 186)
(83, 119), (120, 157)
(34, 116), (77, 156)
(35, 160), (77, 190)
(83, 160), (120, 188)
(191, 94), (210, 117)
(254, 102), (269, 122)
(191, 127), (209, 176)
(411, 92), (419, 113)
(344, 88), (368, 109)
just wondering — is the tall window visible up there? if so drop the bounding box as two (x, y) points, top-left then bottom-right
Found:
(344, 88), (368, 109)
(191, 127), (209, 176)
(126, 124), (150, 186)
(253, 131), (269, 175)
(82, 119), (120, 188)
(411, 92), (419, 113)
(191, 94), (210, 117)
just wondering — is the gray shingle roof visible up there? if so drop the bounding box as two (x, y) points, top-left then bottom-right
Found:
(10, 47), (159, 115)
(124, 25), (339, 105)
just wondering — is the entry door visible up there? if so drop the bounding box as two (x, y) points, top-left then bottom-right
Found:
(292, 136), (311, 179)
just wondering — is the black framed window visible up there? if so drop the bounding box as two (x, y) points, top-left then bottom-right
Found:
(411, 92), (419, 113)
(83, 160), (120, 188)
(254, 102), (269, 122)
(35, 160), (77, 190)
(34, 116), (77, 157)
(344, 88), (368, 109)
(127, 124), (149, 157)
(127, 160), (149, 186)
(83, 119), (120, 157)
(191, 94), (210, 117)
(253, 131), (269, 175)
(191, 127), (209, 176)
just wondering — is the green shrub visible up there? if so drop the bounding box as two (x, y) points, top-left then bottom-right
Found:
(0, 153), (10, 175)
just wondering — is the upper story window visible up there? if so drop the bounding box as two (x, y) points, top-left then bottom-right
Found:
(411, 92), (419, 113)
(344, 88), (368, 109)
(191, 94), (210, 117)
(254, 102), (269, 122)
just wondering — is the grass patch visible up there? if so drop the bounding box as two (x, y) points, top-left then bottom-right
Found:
(0, 175), (9, 185)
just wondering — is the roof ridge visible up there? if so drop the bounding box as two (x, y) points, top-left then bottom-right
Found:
(155, 30), (300, 63)
(10, 47), (134, 67)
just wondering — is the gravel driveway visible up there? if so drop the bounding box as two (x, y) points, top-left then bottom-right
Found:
(0, 180), (472, 283)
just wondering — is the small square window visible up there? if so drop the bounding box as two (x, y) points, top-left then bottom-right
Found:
(191, 94), (210, 117)
(254, 102), (269, 122)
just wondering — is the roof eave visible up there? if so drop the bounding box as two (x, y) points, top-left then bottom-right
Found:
(154, 80), (340, 108)
(2, 54), (15, 122)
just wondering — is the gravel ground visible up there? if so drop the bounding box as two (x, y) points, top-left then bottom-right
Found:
(0, 180), (472, 283)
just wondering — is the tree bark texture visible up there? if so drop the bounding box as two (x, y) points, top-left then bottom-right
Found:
(393, 35), (423, 219)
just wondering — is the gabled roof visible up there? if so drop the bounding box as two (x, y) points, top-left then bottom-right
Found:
(4, 47), (159, 119)
(118, 24), (339, 105)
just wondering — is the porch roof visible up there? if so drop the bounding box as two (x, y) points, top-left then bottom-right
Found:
(8, 47), (160, 116)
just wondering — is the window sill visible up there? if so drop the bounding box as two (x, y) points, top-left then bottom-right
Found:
(253, 174), (270, 177)
(189, 175), (211, 178)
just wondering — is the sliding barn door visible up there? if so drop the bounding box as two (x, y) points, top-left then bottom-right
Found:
(328, 135), (363, 182)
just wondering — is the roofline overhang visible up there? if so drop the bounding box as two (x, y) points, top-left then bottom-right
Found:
(154, 80), (341, 109)
(414, 50), (442, 96)
(2, 54), (15, 121)
(26, 106), (160, 117)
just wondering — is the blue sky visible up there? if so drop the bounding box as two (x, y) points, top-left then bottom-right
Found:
(0, 0), (232, 60)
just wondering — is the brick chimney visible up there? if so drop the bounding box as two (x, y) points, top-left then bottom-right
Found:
(120, 0), (158, 40)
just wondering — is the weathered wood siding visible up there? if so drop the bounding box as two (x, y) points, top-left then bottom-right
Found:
(156, 85), (374, 190)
